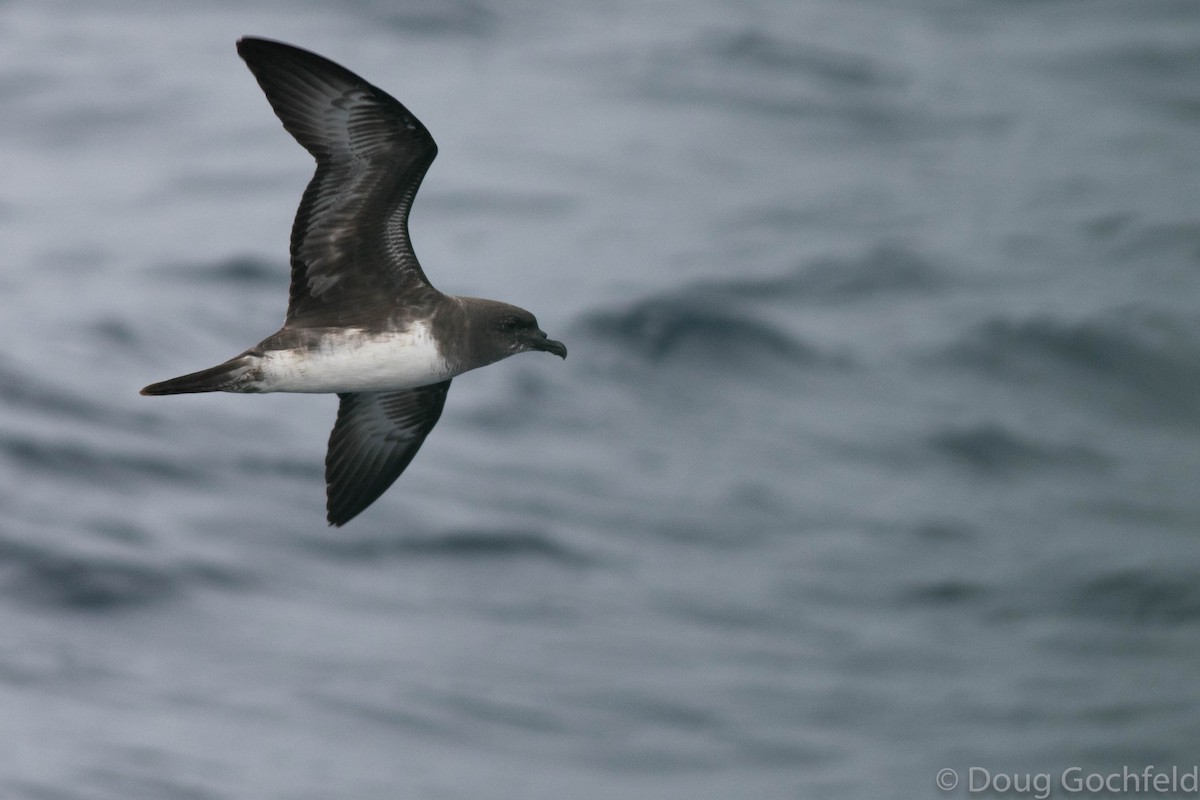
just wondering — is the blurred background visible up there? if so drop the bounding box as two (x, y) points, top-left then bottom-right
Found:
(2, 0), (1199, 797)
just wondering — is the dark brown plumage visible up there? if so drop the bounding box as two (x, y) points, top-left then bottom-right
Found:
(142, 38), (565, 526)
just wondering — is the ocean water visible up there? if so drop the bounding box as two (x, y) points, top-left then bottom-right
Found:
(2, 0), (1200, 797)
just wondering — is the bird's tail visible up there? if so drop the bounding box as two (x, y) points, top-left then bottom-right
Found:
(140, 356), (256, 396)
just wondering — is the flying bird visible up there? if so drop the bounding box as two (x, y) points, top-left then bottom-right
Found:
(142, 38), (567, 526)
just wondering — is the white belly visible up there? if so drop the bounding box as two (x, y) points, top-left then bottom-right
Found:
(256, 324), (453, 393)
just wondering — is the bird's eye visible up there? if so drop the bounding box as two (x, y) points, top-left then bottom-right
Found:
(502, 317), (521, 330)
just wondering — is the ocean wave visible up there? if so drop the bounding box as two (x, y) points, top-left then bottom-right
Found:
(352, 0), (497, 36)
(1, 543), (177, 611)
(304, 527), (590, 566)
(702, 245), (948, 302)
(580, 248), (945, 371)
(169, 255), (283, 285)
(1052, 34), (1200, 115)
(1069, 567), (1200, 624)
(0, 433), (203, 486)
(237, 454), (324, 481)
(708, 30), (903, 90)
(0, 360), (130, 426)
(581, 295), (817, 369)
(928, 422), (1111, 474)
(635, 22), (911, 125)
(420, 188), (579, 218)
(1099, 219), (1200, 264)
(948, 309), (1200, 420)
(901, 579), (990, 608)
(0, 522), (248, 611)
(87, 316), (142, 347)
(903, 564), (1200, 625)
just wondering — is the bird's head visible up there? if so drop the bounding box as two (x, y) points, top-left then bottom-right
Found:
(492, 304), (568, 359)
(459, 299), (567, 367)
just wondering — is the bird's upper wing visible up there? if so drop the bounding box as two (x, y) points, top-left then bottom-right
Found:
(324, 381), (451, 526)
(236, 37), (440, 327)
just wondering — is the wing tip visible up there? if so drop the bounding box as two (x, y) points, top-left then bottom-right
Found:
(325, 478), (369, 528)
(325, 493), (364, 527)
(321, 384), (451, 527)
(234, 36), (347, 85)
(236, 35), (289, 59)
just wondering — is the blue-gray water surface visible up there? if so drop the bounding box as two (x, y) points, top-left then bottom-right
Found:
(2, 1), (1200, 798)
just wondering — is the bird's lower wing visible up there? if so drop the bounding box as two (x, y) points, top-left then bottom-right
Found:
(325, 381), (451, 526)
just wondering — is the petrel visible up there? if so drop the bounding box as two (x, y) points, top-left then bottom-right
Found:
(142, 38), (567, 526)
